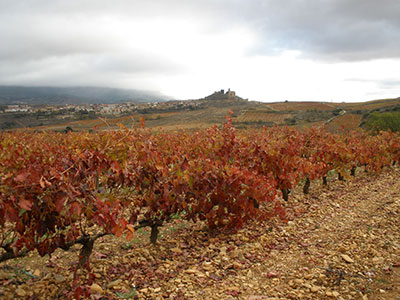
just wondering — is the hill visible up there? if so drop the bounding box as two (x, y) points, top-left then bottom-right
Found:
(58, 93), (400, 132)
(2, 88), (400, 131)
(0, 86), (168, 105)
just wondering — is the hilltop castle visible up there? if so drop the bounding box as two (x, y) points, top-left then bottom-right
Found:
(204, 89), (244, 101)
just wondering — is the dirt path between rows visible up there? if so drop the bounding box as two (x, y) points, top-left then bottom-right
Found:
(1, 167), (399, 300)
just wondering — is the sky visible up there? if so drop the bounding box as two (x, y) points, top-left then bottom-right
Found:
(0, 0), (399, 102)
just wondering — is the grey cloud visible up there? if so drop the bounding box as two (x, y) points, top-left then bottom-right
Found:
(345, 78), (400, 89)
(2, 0), (400, 63)
(1, 0), (400, 89)
(237, 0), (400, 61)
(92, 52), (183, 74)
(0, 0), (224, 24)
(0, 52), (180, 88)
(0, 0), (190, 87)
(379, 80), (400, 88)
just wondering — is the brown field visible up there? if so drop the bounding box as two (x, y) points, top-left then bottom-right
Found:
(34, 112), (179, 131)
(25, 97), (400, 132)
(337, 97), (400, 110)
(295, 120), (326, 130)
(236, 111), (293, 124)
(325, 114), (363, 132)
(269, 102), (336, 111)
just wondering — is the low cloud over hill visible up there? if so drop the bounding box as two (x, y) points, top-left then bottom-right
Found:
(0, 86), (169, 105)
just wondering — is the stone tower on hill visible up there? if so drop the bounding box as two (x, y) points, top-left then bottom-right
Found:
(204, 89), (245, 101)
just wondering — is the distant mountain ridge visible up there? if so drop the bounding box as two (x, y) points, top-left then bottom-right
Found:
(0, 86), (169, 105)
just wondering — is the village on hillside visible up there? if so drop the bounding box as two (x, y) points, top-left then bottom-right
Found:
(0, 89), (399, 131)
(0, 89), (247, 129)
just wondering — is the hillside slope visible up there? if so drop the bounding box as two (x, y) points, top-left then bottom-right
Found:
(3, 93), (400, 131)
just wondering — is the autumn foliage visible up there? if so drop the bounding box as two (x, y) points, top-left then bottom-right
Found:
(1, 118), (399, 297)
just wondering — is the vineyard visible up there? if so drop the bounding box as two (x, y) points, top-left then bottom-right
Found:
(1, 117), (400, 299)
(235, 111), (293, 126)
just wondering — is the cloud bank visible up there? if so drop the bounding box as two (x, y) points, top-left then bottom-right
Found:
(0, 0), (399, 100)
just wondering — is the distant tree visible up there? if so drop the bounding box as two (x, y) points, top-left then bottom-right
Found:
(1, 121), (17, 129)
(284, 117), (297, 125)
(332, 108), (342, 116)
(365, 112), (400, 133)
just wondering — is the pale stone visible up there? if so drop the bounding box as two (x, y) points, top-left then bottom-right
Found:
(54, 274), (66, 283)
(294, 279), (303, 284)
(332, 291), (340, 297)
(90, 283), (103, 294)
(311, 286), (319, 293)
(15, 287), (26, 297)
(107, 279), (122, 289)
(341, 254), (354, 263)
(372, 257), (383, 264)
(171, 247), (182, 254)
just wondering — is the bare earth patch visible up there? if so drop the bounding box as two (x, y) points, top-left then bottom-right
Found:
(1, 167), (399, 300)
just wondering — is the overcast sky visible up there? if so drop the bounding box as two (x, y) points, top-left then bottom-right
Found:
(1, 0), (399, 102)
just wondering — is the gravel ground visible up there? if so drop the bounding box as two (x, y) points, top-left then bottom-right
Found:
(1, 167), (399, 300)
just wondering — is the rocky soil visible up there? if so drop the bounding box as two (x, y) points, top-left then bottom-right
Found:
(1, 167), (399, 300)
